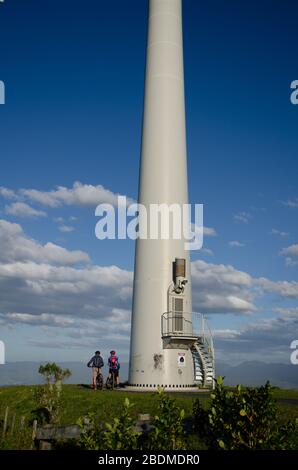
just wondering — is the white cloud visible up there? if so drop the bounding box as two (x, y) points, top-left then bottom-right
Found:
(191, 260), (256, 314)
(0, 258), (133, 335)
(229, 240), (245, 248)
(191, 225), (217, 238)
(233, 212), (252, 224)
(281, 198), (298, 208)
(0, 312), (75, 327)
(280, 244), (298, 267)
(5, 202), (47, 218)
(203, 227), (217, 237)
(58, 225), (75, 233)
(200, 248), (214, 256)
(257, 277), (298, 299)
(212, 329), (241, 339)
(0, 187), (17, 199)
(215, 314), (298, 364)
(271, 228), (289, 237)
(250, 206), (266, 213)
(274, 307), (298, 317)
(0, 219), (89, 265)
(192, 260), (252, 288)
(281, 244), (298, 257)
(285, 258), (298, 267)
(0, 182), (134, 208)
(191, 260), (298, 314)
(0, 262), (131, 295)
(0, 217), (297, 367)
(0, 218), (132, 333)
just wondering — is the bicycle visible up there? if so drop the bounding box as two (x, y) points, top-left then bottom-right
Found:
(106, 369), (118, 390)
(95, 370), (104, 390)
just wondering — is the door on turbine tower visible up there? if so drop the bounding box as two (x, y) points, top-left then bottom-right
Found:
(172, 297), (183, 333)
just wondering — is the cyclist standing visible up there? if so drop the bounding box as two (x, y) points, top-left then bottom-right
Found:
(108, 350), (120, 388)
(87, 351), (104, 389)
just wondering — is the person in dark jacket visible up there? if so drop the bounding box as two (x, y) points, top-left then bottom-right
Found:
(87, 351), (104, 389)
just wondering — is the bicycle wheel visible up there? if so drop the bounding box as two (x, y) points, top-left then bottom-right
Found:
(96, 373), (103, 390)
(105, 376), (112, 390)
(111, 372), (115, 390)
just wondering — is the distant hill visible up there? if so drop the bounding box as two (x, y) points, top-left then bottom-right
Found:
(0, 360), (297, 389)
(216, 361), (298, 390)
(0, 362), (129, 387)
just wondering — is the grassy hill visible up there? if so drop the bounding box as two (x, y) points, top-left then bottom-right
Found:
(1, 384), (298, 425)
(0, 384), (298, 449)
(0, 385), (210, 425)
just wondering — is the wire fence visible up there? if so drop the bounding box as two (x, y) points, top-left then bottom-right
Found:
(0, 405), (37, 450)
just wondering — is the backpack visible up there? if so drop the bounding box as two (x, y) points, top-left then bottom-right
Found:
(110, 355), (118, 369)
(94, 355), (103, 368)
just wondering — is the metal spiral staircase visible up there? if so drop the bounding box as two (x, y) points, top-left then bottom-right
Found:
(161, 311), (215, 389)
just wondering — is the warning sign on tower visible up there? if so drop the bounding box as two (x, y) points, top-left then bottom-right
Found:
(177, 352), (186, 367)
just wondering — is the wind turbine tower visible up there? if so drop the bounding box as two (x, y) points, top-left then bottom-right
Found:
(128, 0), (215, 390)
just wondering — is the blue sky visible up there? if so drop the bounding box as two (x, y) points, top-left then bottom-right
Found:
(0, 0), (297, 367)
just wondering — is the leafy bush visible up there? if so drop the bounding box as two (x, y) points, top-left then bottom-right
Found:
(145, 389), (187, 450)
(77, 412), (103, 450)
(193, 376), (298, 450)
(102, 398), (141, 450)
(78, 398), (141, 450)
(38, 363), (71, 391)
(78, 391), (188, 451)
(276, 419), (298, 450)
(32, 385), (61, 424)
(32, 363), (71, 424)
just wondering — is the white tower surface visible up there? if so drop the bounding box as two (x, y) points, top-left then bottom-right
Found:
(128, 0), (214, 390)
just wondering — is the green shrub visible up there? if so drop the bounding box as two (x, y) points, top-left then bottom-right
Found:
(32, 363), (71, 424)
(145, 389), (187, 450)
(79, 391), (188, 451)
(275, 419), (298, 450)
(38, 363), (71, 392)
(78, 398), (141, 450)
(193, 376), (298, 450)
(102, 398), (141, 450)
(77, 412), (103, 450)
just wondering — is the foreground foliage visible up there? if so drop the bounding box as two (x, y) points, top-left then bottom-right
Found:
(32, 363), (72, 424)
(78, 390), (187, 450)
(78, 398), (141, 450)
(146, 390), (187, 450)
(193, 376), (298, 450)
(1, 380), (298, 450)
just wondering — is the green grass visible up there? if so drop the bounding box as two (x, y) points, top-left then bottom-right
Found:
(0, 385), (298, 425)
(0, 385), (210, 425)
(0, 384), (297, 449)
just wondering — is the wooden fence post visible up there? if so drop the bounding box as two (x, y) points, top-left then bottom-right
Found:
(2, 406), (8, 438)
(18, 416), (25, 448)
(20, 416), (25, 431)
(31, 420), (37, 449)
(10, 413), (16, 436)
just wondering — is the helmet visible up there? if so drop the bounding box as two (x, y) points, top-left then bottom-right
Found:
(110, 350), (115, 355)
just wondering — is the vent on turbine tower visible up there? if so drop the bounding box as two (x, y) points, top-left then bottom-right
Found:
(174, 258), (188, 294)
(175, 258), (186, 278)
(172, 297), (183, 332)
